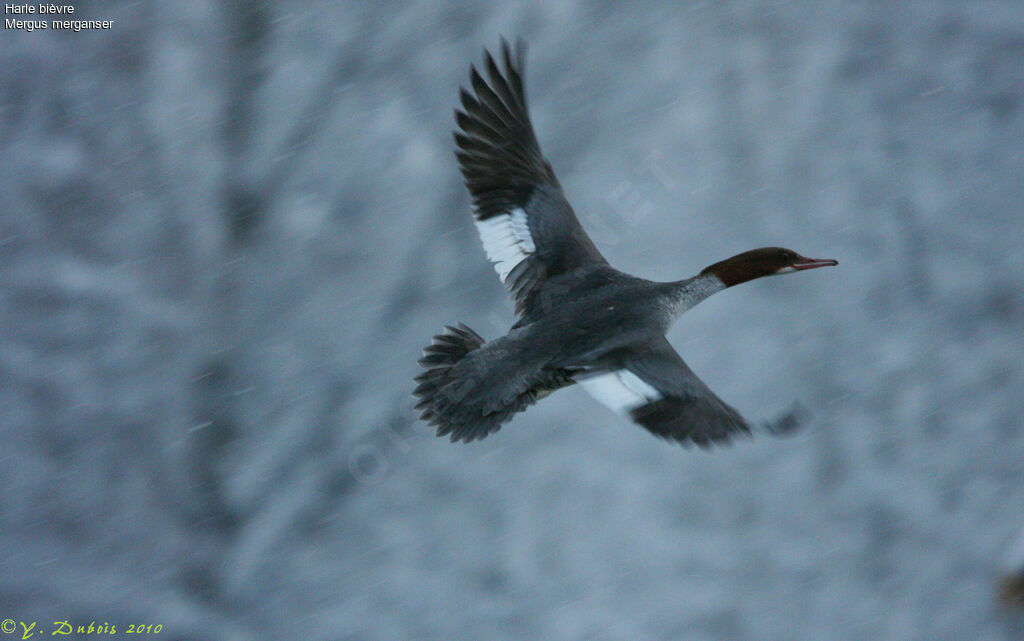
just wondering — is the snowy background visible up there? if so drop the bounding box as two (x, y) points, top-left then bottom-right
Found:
(2, 1), (1024, 639)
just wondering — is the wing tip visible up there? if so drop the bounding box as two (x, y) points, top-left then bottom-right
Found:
(760, 402), (808, 436)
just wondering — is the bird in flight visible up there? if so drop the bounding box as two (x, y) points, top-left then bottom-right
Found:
(414, 39), (837, 448)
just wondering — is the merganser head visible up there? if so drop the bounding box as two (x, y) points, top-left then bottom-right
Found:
(701, 247), (838, 288)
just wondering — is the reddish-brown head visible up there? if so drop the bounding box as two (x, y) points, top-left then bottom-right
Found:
(700, 247), (838, 288)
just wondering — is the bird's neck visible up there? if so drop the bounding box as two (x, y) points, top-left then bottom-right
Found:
(666, 272), (727, 319)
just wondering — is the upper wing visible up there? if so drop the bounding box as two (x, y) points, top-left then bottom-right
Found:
(455, 39), (607, 317)
(576, 336), (755, 448)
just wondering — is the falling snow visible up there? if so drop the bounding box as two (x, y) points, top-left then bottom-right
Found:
(1, 1), (1023, 640)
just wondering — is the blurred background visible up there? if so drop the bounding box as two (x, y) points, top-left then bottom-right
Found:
(2, 1), (1023, 639)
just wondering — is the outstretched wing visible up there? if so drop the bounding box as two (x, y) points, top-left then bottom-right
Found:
(455, 39), (607, 317)
(577, 336), (756, 448)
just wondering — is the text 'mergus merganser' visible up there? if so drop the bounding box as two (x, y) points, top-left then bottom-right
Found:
(414, 40), (838, 448)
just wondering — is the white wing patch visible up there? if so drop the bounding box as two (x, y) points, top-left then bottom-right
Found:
(578, 369), (662, 415)
(474, 208), (536, 283)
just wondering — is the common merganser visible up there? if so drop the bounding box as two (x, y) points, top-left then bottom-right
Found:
(414, 40), (837, 447)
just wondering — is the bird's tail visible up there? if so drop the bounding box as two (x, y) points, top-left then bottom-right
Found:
(413, 324), (538, 442)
